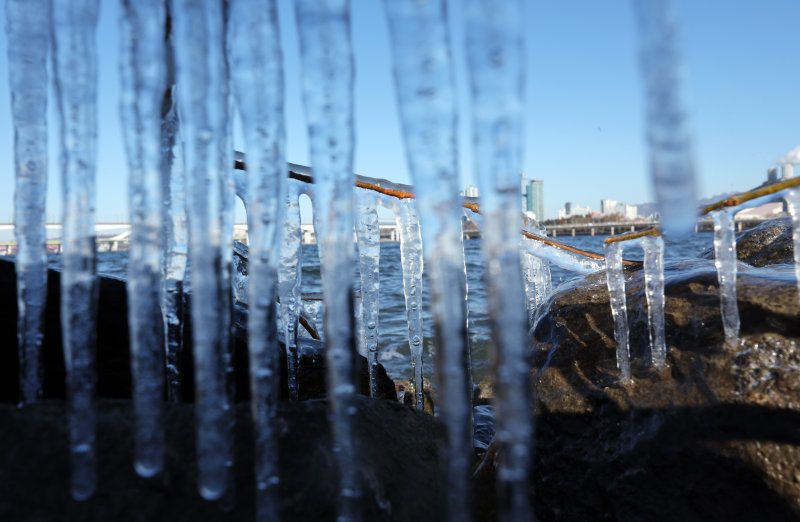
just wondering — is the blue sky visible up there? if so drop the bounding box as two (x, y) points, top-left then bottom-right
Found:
(0, 0), (798, 222)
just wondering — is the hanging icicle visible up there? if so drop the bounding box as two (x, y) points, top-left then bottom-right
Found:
(711, 210), (740, 345)
(786, 190), (800, 306)
(6, 0), (50, 405)
(51, 0), (101, 502)
(355, 190), (381, 398)
(279, 178), (307, 401)
(642, 235), (667, 367)
(384, 1), (473, 519)
(228, 0), (286, 518)
(632, 0), (699, 238)
(293, 1), (362, 519)
(169, 0), (234, 501)
(119, 0), (167, 478)
(604, 242), (632, 382)
(463, 0), (533, 518)
(394, 200), (424, 410)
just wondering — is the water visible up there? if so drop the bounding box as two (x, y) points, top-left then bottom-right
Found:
(73, 233), (714, 384)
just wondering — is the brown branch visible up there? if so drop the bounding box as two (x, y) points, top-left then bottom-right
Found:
(700, 177), (800, 215)
(299, 315), (321, 341)
(522, 230), (642, 268)
(604, 227), (661, 245)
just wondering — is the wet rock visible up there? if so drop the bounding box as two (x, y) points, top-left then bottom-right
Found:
(700, 217), (794, 267)
(0, 397), (443, 522)
(396, 377), (436, 414)
(0, 258), (396, 403)
(528, 259), (800, 521)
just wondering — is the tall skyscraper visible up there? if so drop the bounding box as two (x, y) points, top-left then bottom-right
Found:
(526, 179), (544, 221)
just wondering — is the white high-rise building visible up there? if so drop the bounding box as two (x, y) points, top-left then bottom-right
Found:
(600, 199), (618, 215)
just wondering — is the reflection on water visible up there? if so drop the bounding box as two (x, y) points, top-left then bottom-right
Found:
(40, 233), (715, 382)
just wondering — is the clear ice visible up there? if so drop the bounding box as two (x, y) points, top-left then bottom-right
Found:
(632, 0), (698, 238)
(355, 190), (381, 397)
(170, 0), (233, 501)
(642, 235), (667, 367)
(711, 210), (740, 345)
(604, 242), (631, 382)
(293, 0), (362, 518)
(228, 0), (286, 517)
(119, 0), (167, 478)
(278, 178), (308, 401)
(6, 0), (50, 405)
(393, 200), (424, 410)
(786, 190), (800, 306)
(464, 0), (533, 518)
(51, 0), (101, 501)
(383, 1), (472, 519)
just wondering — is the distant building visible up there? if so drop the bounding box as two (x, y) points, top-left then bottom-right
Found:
(622, 204), (638, 220)
(767, 167), (779, 184)
(783, 164), (795, 179)
(464, 185), (479, 198)
(600, 199), (618, 215)
(520, 177), (544, 220)
(559, 202), (592, 218)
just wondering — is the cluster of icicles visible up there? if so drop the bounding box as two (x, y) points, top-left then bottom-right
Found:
(7, 0), (781, 521)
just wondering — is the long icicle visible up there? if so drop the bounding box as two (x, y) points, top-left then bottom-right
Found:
(642, 235), (667, 367)
(279, 179), (306, 401)
(632, 0), (698, 238)
(355, 190), (381, 397)
(604, 242), (631, 382)
(119, 0), (167, 478)
(170, 0), (233, 501)
(228, 0), (286, 518)
(464, 1), (533, 519)
(394, 200), (424, 410)
(6, 0), (50, 405)
(383, 2), (473, 519)
(51, 0), (101, 501)
(293, 1), (362, 518)
(160, 41), (188, 404)
(711, 210), (740, 345)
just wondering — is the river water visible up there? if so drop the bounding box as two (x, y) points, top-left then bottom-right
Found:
(31, 232), (714, 382)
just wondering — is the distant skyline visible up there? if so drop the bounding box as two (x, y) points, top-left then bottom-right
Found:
(1, 0), (799, 223)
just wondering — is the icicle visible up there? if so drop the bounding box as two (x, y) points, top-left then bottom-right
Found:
(711, 210), (740, 345)
(394, 200), (424, 410)
(6, 0), (50, 405)
(228, 0), (286, 518)
(119, 0), (167, 478)
(642, 235), (667, 367)
(786, 190), (800, 305)
(384, 2), (472, 519)
(279, 179), (306, 401)
(161, 76), (188, 402)
(293, 1), (361, 518)
(170, 0), (233, 501)
(632, 0), (698, 238)
(604, 242), (631, 382)
(355, 190), (381, 398)
(51, 0), (101, 501)
(520, 248), (539, 330)
(463, 0), (533, 518)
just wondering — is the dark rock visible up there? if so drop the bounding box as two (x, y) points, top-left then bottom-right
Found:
(700, 217), (794, 267)
(0, 258), (396, 404)
(0, 397), (443, 522)
(527, 259), (800, 521)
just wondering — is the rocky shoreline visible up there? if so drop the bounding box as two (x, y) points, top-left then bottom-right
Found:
(2, 218), (800, 521)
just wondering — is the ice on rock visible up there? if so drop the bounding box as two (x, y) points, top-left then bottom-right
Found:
(119, 0), (167, 478)
(642, 235), (667, 367)
(6, 0), (50, 405)
(711, 210), (740, 345)
(384, 1), (473, 519)
(52, 0), (101, 501)
(604, 242), (631, 382)
(229, 0), (286, 519)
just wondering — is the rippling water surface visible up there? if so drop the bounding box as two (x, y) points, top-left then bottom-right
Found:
(41, 232), (715, 382)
